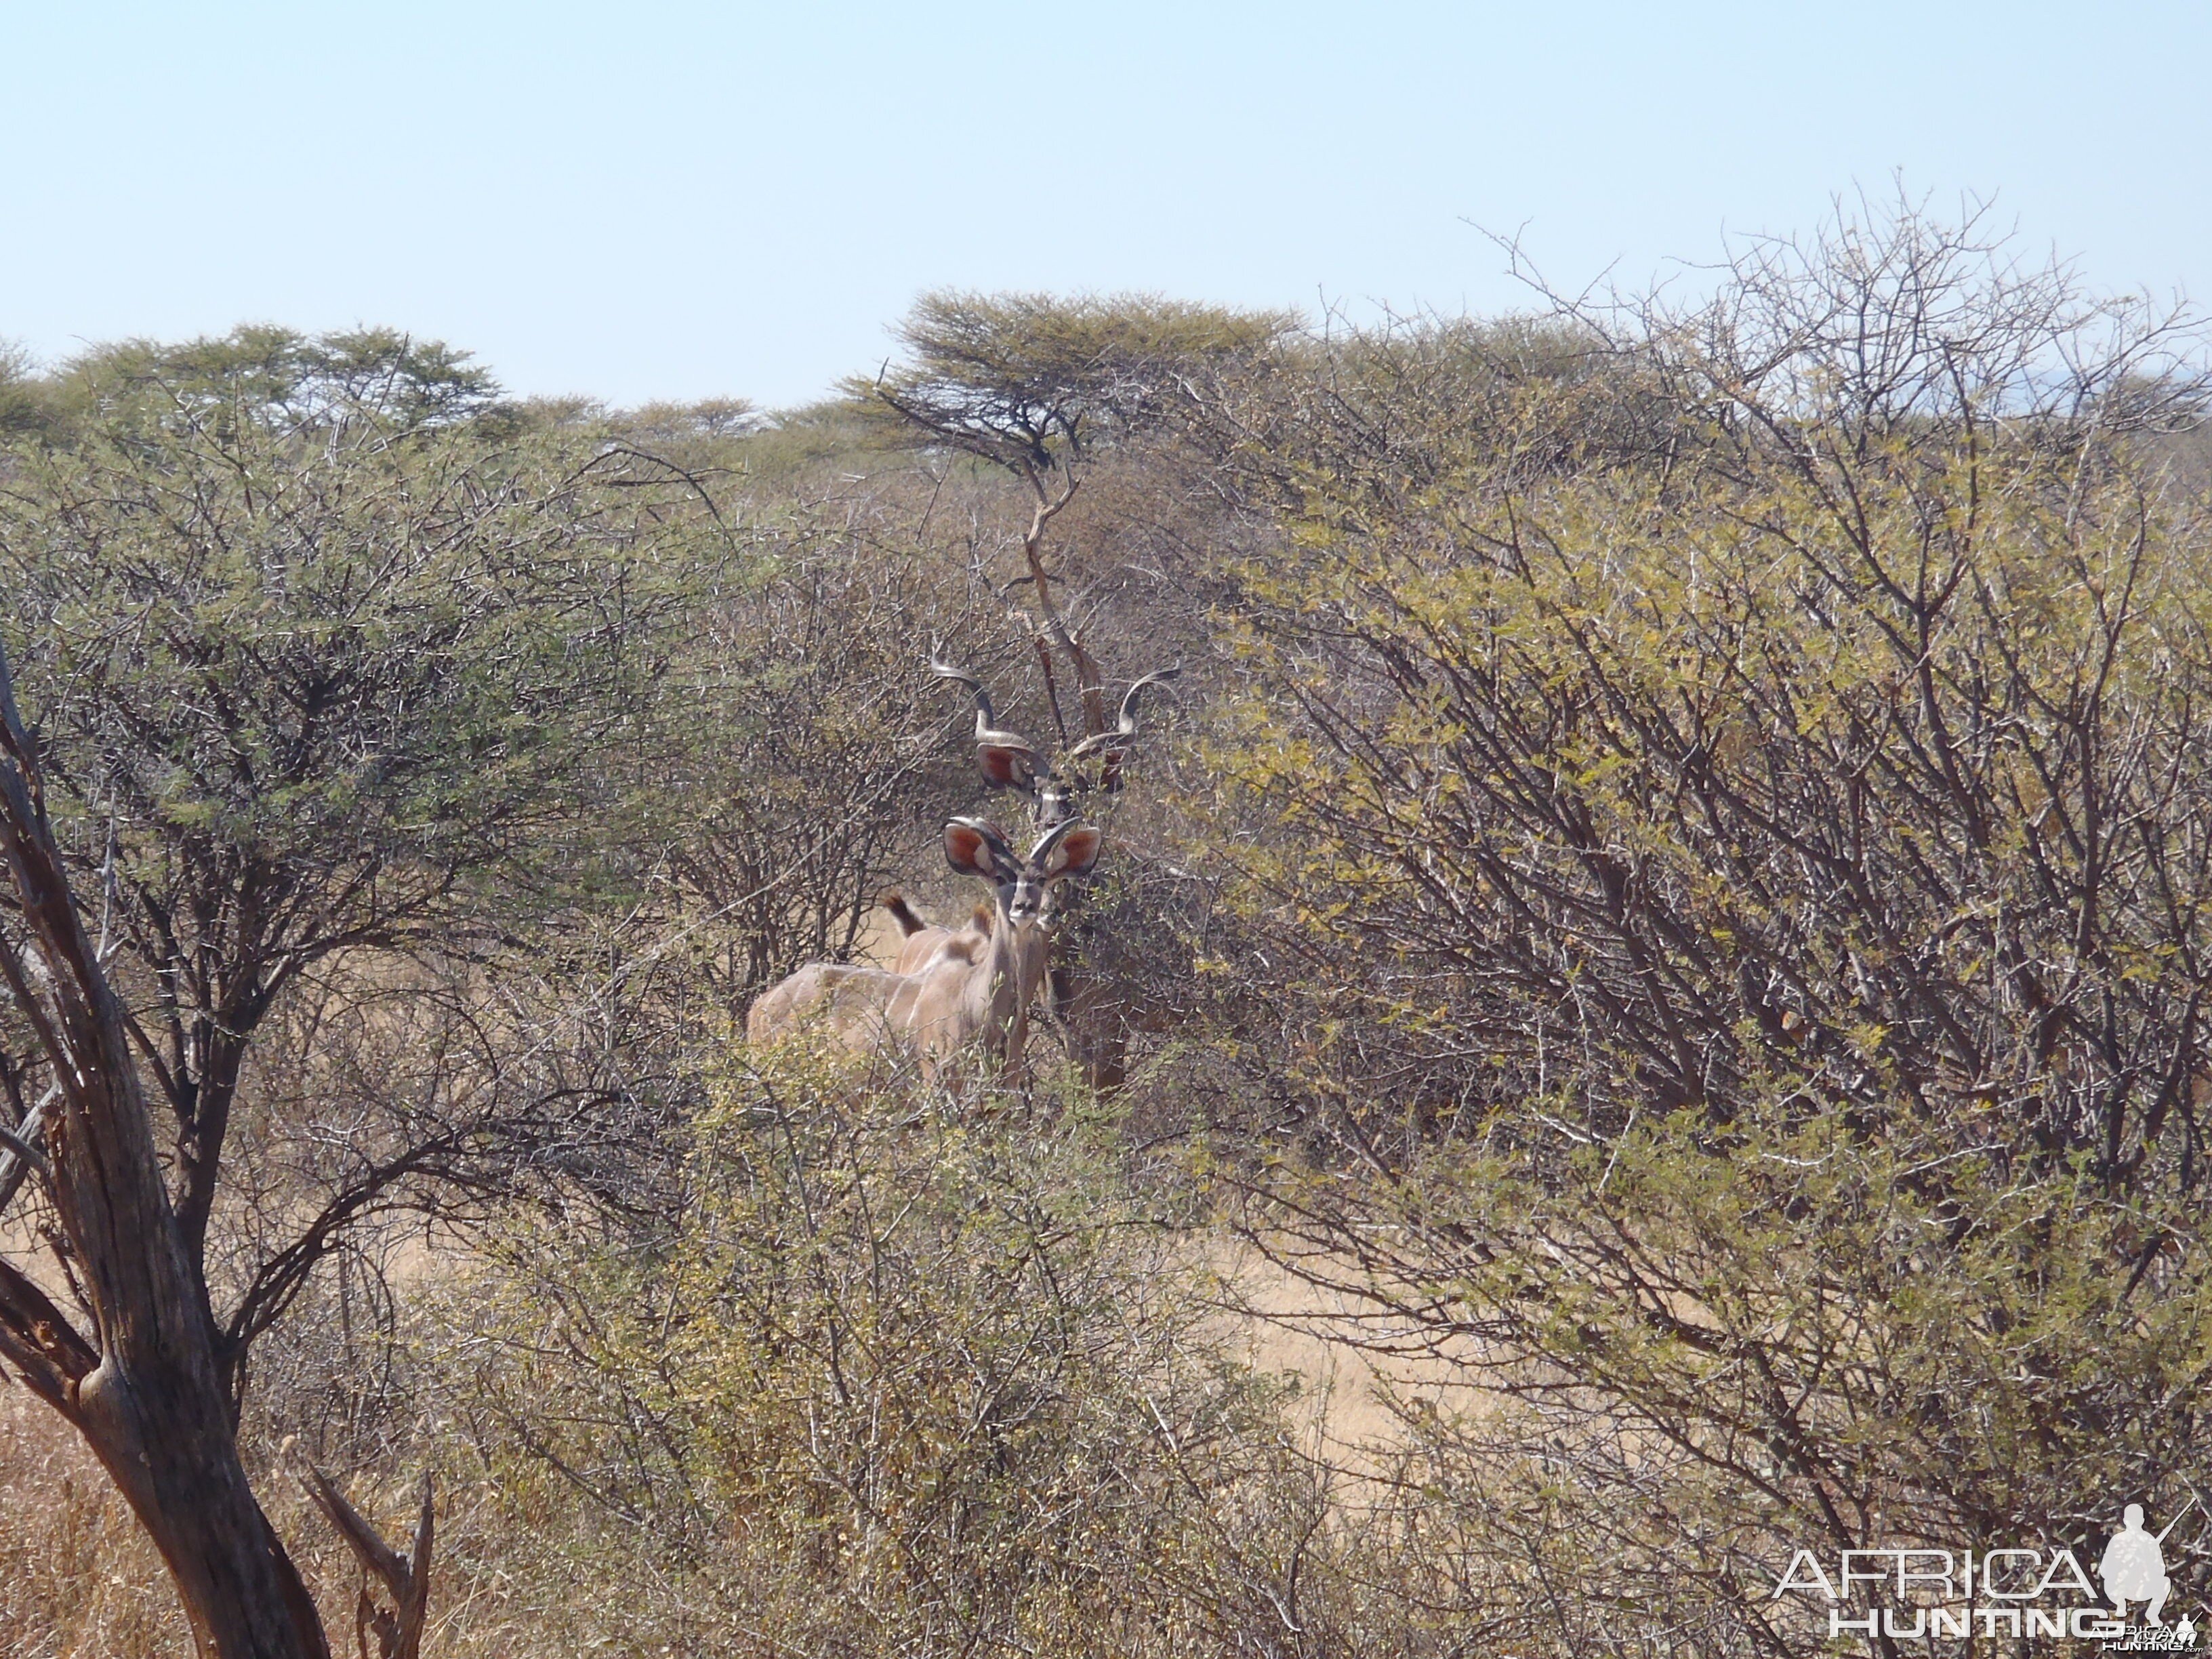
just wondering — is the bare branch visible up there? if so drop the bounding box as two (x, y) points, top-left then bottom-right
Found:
(295, 1460), (434, 1659)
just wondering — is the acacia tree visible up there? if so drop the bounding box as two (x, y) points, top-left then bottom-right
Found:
(0, 333), (731, 1650)
(0, 628), (334, 1655)
(857, 291), (1286, 744)
(0, 337), (707, 1408)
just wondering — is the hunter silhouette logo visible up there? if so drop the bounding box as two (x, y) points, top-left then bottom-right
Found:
(2104, 1502), (2183, 1626)
(1771, 1497), (2203, 1646)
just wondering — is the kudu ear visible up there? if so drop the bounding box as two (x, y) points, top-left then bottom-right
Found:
(1036, 823), (1103, 881)
(977, 743), (1039, 791)
(944, 817), (1019, 883)
(936, 656), (1052, 796)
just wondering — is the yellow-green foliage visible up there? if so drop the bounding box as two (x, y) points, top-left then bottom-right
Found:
(436, 1052), (1340, 1656)
(1208, 316), (2212, 1175)
(1248, 1093), (2212, 1655)
(1180, 211), (2212, 1654)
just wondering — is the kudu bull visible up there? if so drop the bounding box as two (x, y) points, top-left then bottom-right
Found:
(886, 656), (1180, 1090)
(747, 654), (1174, 1086)
(924, 657), (1181, 834)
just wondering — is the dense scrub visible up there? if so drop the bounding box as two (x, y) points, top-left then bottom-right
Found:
(5, 203), (2212, 1655)
(1180, 211), (2212, 1652)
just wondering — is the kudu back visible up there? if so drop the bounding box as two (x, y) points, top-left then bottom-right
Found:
(879, 890), (994, 977)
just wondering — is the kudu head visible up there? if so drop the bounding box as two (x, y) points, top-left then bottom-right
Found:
(930, 656), (1180, 833)
(912, 816), (1102, 1083)
(941, 817), (1103, 927)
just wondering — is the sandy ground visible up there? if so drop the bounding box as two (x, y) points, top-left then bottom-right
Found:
(1203, 1241), (1488, 1470)
(0, 1213), (51, 1275)
(1, 1210), (1475, 1469)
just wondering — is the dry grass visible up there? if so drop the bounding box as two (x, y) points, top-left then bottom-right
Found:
(1205, 1242), (1492, 1465)
(0, 1389), (187, 1658)
(0, 1388), (712, 1657)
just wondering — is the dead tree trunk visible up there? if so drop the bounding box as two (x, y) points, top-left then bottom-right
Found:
(0, 641), (331, 1658)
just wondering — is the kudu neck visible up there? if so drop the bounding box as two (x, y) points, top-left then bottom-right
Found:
(969, 893), (1052, 1038)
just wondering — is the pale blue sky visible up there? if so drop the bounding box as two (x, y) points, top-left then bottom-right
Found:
(2, 2), (2205, 409)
